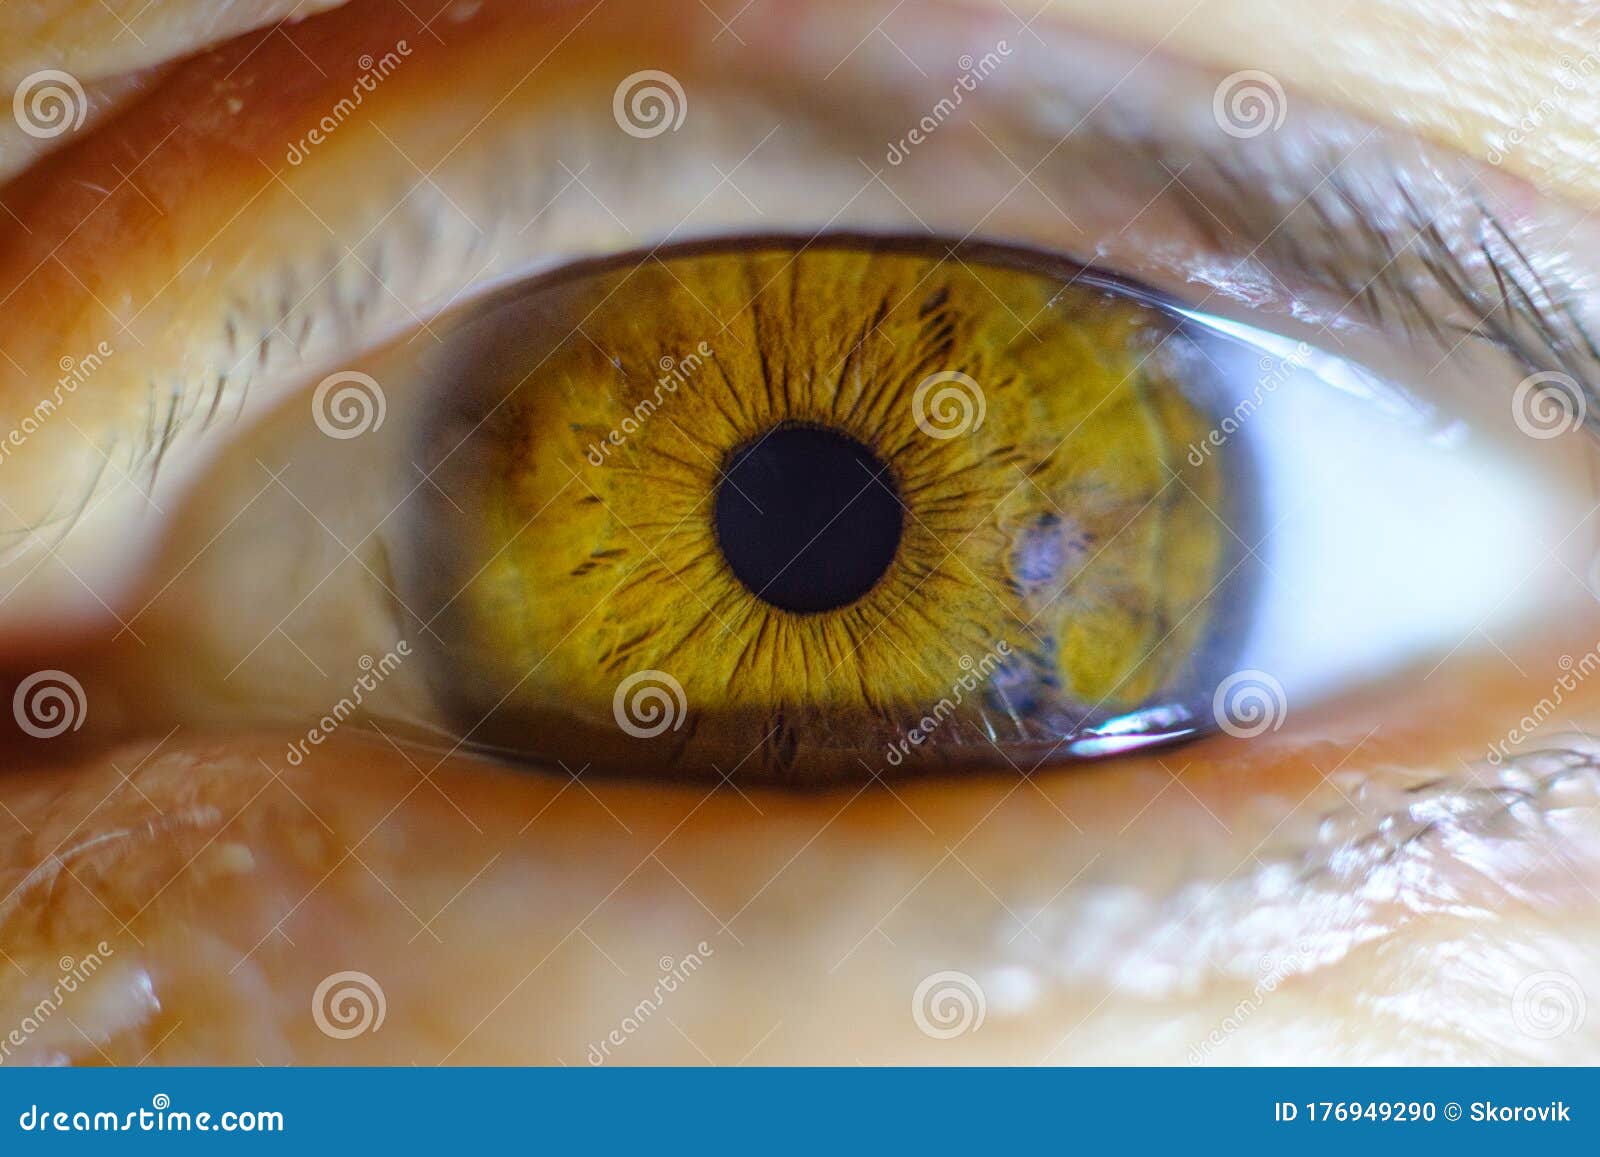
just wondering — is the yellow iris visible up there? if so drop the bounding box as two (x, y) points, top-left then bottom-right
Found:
(410, 243), (1247, 781)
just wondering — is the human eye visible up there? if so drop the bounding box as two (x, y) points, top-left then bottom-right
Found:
(1, 0), (1597, 1065)
(121, 234), (1585, 785)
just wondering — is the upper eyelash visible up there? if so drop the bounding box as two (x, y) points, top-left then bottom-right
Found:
(1162, 139), (1600, 422)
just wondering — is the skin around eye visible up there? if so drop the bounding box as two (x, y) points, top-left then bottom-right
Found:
(6, 0), (1600, 1069)
(409, 243), (1251, 781)
(5, 653), (1600, 1065)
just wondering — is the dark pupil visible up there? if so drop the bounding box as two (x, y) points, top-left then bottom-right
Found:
(713, 425), (903, 614)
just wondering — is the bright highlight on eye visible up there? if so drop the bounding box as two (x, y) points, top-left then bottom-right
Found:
(406, 242), (1260, 780)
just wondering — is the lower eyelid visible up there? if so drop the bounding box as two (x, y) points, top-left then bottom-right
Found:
(5, 699), (1597, 1063)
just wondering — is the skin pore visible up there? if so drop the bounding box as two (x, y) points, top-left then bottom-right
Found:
(2, 0), (1600, 1064)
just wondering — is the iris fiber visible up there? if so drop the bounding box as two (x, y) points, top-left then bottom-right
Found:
(412, 243), (1251, 781)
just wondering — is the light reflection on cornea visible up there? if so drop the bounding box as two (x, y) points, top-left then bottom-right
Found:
(1179, 306), (1444, 431)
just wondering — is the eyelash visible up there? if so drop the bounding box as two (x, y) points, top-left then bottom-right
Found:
(128, 165), (1595, 513)
(1169, 145), (1600, 414)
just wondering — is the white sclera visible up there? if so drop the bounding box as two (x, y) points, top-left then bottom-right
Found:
(1187, 312), (1595, 703)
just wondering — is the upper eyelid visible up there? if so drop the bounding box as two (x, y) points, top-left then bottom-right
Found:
(0, 1), (1594, 562)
